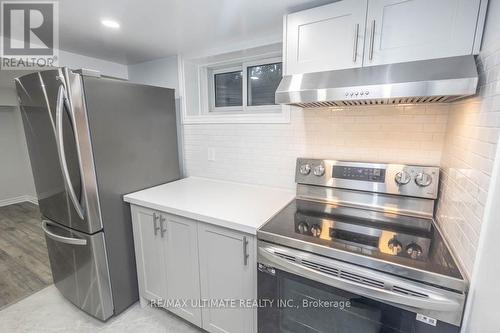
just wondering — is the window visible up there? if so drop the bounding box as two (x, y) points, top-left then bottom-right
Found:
(247, 62), (282, 106)
(208, 58), (282, 113)
(214, 70), (242, 107)
(179, 43), (291, 124)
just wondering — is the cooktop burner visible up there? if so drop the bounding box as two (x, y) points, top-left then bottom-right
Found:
(258, 159), (466, 292)
(260, 199), (462, 283)
(294, 207), (432, 262)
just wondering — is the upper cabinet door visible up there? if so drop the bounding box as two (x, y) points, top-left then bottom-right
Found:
(363, 0), (482, 66)
(285, 0), (368, 75)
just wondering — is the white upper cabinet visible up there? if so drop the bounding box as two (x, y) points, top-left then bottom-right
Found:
(285, 0), (368, 75)
(363, 0), (482, 66)
(284, 0), (485, 73)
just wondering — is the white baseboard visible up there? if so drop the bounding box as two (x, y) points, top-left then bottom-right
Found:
(0, 195), (39, 207)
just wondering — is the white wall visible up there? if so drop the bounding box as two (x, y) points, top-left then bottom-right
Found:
(0, 106), (36, 205)
(127, 55), (184, 174)
(435, 0), (500, 279)
(459, 1), (500, 331)
(0, 88), (18, 106)
(463, 139), (500, 332)
(127, 55), (179, 95)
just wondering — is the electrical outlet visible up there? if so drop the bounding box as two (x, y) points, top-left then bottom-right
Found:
(208, 147), (216, 161)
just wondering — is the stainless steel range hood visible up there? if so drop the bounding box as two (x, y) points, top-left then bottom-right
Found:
(275, 55), (478, 108)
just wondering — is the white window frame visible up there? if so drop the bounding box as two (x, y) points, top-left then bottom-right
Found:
(178, 44), (291, 124)
(208, 57), (283, 114)
(209, 65), (244, 113)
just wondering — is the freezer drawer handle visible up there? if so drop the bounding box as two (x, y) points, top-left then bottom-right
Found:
(42, 220), (87, 246)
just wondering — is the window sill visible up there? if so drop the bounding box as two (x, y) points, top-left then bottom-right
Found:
(182, 106), (291, 124)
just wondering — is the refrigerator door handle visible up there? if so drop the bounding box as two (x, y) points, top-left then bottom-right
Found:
(56, 84), (85, 220)
(42, 220), (87, 246)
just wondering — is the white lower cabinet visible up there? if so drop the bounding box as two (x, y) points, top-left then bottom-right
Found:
(198, 223), (256, 333)
(130, 204), (256, 333)
(130, 206), (167, 303)
(163, 214), (202, 326)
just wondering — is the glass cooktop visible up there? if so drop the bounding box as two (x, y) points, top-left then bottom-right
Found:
(258, 199), (464, 288)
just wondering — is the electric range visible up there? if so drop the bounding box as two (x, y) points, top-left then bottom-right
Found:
(257, 159), (467, 333)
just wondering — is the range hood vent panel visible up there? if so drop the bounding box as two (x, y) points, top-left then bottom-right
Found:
(275, 55), (478, 108)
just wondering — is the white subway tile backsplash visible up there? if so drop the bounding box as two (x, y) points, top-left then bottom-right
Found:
(436, 44), (500, 278)
(183, 104), (450, 190)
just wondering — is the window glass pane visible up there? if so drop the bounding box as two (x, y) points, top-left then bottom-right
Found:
(247, 62), (282, 106)
(214, 71), (242, 107)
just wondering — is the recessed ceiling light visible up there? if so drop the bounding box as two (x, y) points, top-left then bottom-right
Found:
(101, 19), (120, 29)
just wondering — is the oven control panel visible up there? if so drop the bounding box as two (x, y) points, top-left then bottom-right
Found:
(295, 158), (440, 199)
(332, 165), (386, 183)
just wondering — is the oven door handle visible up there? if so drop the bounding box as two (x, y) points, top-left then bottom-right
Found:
(258, 246), (460, 312)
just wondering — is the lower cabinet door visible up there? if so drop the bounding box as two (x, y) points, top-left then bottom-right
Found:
(163, 214), (202, 326)
(198, 223), (256, 333)
(131, 205), (167, 303)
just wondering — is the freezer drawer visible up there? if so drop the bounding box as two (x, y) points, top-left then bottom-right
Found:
(42, 220), (114, 321)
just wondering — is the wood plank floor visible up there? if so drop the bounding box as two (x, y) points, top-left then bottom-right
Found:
(0, 202), (52, 309)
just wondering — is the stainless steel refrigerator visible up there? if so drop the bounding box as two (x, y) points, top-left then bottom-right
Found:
(15, 68), (180, 321)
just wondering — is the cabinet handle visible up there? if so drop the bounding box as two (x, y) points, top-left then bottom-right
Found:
(352, 23), (359, 63)
(369, 20), (376, 61)
(153, 212), (160, 236)
(243, 236), (249, 266)
(159, 215), (167, 238)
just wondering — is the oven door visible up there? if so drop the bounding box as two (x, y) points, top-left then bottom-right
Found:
(257, 242), (464, 333)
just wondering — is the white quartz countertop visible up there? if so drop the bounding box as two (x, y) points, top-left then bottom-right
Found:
(123, 177), (295, 235)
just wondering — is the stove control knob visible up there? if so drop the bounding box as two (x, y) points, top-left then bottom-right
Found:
(415, 172), (432, 187)
(299, 164), (311, 175)
(313, 165), (325, 177)
(297, 222), (309, 234)
(310, 224), (322, 237)
(395, 171), (411, 185)
(406, 243), (423, 259)
(387, 237), (403, 255)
